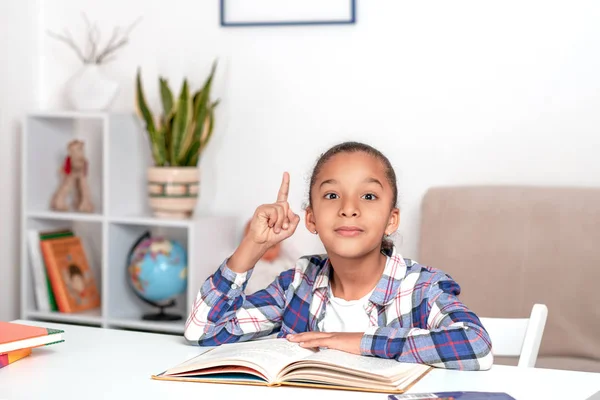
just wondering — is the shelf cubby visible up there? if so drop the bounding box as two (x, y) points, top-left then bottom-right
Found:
(20, 111), (238, 335)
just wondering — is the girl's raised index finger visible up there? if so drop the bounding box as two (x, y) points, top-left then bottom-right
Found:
(277, 172), (290, 202)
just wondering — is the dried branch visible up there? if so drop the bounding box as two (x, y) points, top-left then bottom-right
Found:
(47, 13), (141, 65)
(95, 16), (142, 64)
(100, 54), (118, 64)
(82, 12), (101, 63)
(102, 26), (120, 56)
(46, 29), (86, 63)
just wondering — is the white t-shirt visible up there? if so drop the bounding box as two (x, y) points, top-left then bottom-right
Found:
(321, 284), (375, 332)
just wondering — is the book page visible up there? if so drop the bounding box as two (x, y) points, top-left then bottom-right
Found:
(164, 338), (316, 382)
(279, 348), (430, 382)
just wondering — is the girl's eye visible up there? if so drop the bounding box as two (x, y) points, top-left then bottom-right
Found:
(324, 193), (339, 200)
(362, 193), (377, 201)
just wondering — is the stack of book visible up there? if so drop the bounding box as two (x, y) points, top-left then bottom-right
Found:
(0, 321), (64, 368)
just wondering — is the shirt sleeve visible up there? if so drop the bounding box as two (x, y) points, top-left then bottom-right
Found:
(359, 273), (494, 371)
(183, 258), (294, 346)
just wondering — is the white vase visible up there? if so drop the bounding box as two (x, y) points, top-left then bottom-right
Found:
(65, 64), (120, 111)
(147, 167), (200, 219)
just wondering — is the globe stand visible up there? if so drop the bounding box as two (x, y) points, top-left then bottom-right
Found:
(139, 297), (183, 321)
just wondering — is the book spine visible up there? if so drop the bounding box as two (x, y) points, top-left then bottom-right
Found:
(0, 348), (32, 369)
(26, 230), (50, 312)
(39, 230), (73, 312)
(40, 241), (71, 313)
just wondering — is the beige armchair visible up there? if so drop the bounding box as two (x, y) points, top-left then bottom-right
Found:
(418, 186), (600, 372)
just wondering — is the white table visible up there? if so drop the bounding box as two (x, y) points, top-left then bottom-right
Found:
(1, 320), (599, 400)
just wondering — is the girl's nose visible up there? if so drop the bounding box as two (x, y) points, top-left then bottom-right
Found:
(339, 200), (359, 217)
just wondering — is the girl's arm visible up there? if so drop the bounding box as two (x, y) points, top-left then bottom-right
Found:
(185, 171), (301, 346)
(184, 257), (295, 345)
(360, 274), (494, 371)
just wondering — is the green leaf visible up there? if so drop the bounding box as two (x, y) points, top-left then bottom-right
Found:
(191, 61), (218, 157)
(136, 68), (166, 166)
(170, 79), (190, 166)
(180, 140), (200, 167)
(192, 89), (202, 113)
(191, 106), (216, 166)
(193, 60), (217, 121)
(163, 111), (175, 164)
(154, 125), (169, 166)
(159, 77), (174, 117)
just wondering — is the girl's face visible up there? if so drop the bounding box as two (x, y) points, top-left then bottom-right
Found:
(305, 151), (399, 259)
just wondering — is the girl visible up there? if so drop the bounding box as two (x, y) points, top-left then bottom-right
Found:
(184, 141), (493, 371)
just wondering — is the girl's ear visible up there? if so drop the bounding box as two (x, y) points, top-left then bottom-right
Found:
(305, 207), (317, 233)
(386, 208), (400, 235)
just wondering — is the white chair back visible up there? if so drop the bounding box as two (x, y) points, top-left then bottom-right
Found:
(480, 303), (548, 368)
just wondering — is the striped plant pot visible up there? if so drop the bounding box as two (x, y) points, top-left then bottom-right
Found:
(147, 167), (199, 219)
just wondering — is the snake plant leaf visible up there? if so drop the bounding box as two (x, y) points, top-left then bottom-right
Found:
(159, 77), (174, 118)
(176, 88), (196, 165)
(193, 60), (217, 121)
(170, 79), (190, 166)
(136, 68), (166, 166)
(191, 66), (217, 155)
(177, 108), (195, 165)
(191, 106), (216, 165)
(163, 111), (175, 164)
(192, 89), (202, 113)
(180, 140), (200, 167)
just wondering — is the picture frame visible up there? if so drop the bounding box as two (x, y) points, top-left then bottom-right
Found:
(220, 0), (356, 27)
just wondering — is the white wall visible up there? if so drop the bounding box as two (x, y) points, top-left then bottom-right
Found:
(3, 0), (600, 319)
(0, 1), (41, 321)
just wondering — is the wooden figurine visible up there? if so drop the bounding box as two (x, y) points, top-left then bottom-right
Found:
(50, 139), (94, 213)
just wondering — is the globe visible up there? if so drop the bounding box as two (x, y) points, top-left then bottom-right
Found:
(127, 233), (187, 321)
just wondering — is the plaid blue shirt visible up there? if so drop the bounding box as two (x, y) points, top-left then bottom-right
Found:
(184, 246), (493, 371)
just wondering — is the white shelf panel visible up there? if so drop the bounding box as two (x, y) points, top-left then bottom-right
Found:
(27, 210), (104, 222)
(26, 309), (103, 325)
(107, 318), (185, 334)
(109, 215), (193, 228)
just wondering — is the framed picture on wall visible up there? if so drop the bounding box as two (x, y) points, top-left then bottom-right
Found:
(220, 0), (356, 27)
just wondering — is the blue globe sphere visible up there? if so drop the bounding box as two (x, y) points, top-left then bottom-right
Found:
(127, 237), (187, 303)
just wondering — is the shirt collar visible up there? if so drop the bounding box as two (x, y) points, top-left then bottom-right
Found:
(312, 246), (408, 306)
(312, 258), (331, 293)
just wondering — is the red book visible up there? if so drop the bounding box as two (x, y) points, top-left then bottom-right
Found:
(0, 321), (64, 354)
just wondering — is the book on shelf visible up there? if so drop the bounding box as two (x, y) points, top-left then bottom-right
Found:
(40, 235), (100, 313)
(0, 321), (64, 354)
(27, 228), (75, 312)
(389, 392), (517, 399)
(152, 338), (432, 394)
(0, 348), (32, 369)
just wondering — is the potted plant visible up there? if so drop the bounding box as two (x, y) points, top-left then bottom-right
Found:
(135, 61), (219, 219)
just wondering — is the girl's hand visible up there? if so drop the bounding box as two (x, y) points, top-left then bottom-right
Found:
(286, 332), (363, 355)
(247, 172), (300, 248)
(228, 172), (300, 273)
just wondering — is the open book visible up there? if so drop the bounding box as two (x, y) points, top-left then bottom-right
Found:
(152, 338), (432, 393)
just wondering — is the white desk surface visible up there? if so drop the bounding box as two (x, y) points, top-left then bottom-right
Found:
(1, 320), (598, 400)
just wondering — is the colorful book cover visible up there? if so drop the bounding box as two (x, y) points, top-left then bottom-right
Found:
(0, 321), (64, 354)
(40, 235), (100, 313)
(39, 228), (74, 312)
(0, 348), (32, 368)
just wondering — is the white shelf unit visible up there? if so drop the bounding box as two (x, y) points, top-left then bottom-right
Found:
(20, 111), (238, 335)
